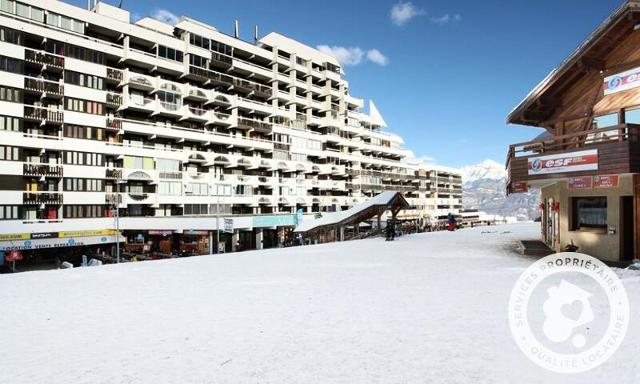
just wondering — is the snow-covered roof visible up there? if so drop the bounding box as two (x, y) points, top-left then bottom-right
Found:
(295, 191), (407, 233)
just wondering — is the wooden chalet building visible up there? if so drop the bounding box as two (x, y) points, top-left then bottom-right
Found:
(507, 0), (640, 262)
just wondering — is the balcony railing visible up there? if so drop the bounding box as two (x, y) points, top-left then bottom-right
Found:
(106, 168), (123, 179)
(23, 192), (63, 205)
(24, 78), (64, 95)
(25, 49), (64, 68)
(23, 163), (63, 177)
(24, 106), (63, 122)
(106, 93), (123, 106)
(237, 118), (272, 133)
(506, 124), (640, 190)
(106, 68), (123, 82)
(106, 117), (122, 130)
(105, 193), (122, 205)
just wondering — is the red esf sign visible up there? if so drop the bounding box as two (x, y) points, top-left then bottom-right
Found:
(528, 149), (598, 176)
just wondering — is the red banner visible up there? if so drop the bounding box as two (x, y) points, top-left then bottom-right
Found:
(568, 176), (593, 189)
(593, 175), (619, 188)
(528, 149), (598, 175)
(6, 250), (23, 262)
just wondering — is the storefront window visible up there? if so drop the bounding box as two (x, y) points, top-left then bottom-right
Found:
(624, 108), (640, 124)
(571, 197), (607, 233)
(593, 113), (618, 129)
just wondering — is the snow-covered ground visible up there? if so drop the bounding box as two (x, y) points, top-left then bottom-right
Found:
(1, 223), (639, 383)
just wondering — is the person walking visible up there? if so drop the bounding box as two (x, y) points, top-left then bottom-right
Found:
(447, 212), (456, 231)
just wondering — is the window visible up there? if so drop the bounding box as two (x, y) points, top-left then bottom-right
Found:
(63, 178), (103, 192)
(64, 125), (105, 141)
(593, 113), (618, 129)
(0, 115), (20, 131)
(0, 145), (20, 161)
(63, 151), (103, 166)
(0, 86), (21, 102)
(158, 45), (183, 62)
(46, 12), (84, 34)
(0, 205), (20, 220)
(0, 26), (21, 44)
(625, 108), (640, 124)
(571, 197), (607, 233)
(65, 98), (104, 115)
(185, 182), (208, 196)
(190, 34), (210, 50)
(159, 181), (181, 196)
(123, 156), (154, 169)
(64, 205), (106, 218)
(65, 71), (105, 90)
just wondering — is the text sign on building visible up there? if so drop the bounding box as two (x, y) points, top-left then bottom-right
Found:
(528, 149), (598, 175)
(593, 175), (619, 188)
(568, 176), (593, 189)
(223, 218), (234, 234)
(511, 181), (528, 193)
(604, 67), (640, 95)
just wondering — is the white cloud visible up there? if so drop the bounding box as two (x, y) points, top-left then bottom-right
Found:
(317, 45), (389, 67)
(316, 45), (365, 66)
(430, 13), (462, 25)
(390, 2), (426, 26)
(150, 9), (179, 24)
(366, 49), (389, 66)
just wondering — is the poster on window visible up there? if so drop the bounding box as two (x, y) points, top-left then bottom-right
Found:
(528, 149), (598, 175)
(593, 175), (619, 188)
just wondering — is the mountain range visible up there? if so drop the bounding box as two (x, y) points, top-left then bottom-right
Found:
(459, 160), (540, 221)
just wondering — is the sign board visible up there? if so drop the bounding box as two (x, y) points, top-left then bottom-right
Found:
(223, 218), (234, 234)
(294, 209), (304, 226)
(604, 67), (640, 95)
(568, 176), (593, 189)
(511, 181), (528, 193)
(251, 215), (295, 228)
(593, 175), (619, 188)
(183, 230), (208, 236)
(528, 149), (598, 175)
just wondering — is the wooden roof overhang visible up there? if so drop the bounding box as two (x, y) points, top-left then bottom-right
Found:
(507, 1), (640, 127)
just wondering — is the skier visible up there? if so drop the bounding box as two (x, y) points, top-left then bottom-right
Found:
(386, 219), (396, 241)
(447, 212), (456, 232)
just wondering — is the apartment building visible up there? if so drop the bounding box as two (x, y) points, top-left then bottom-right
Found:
(0, 0), (461, 266)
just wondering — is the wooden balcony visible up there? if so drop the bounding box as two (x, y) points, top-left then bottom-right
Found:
(506, 124), (640, 193)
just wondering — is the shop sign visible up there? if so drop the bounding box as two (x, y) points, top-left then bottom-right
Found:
(223, 218), (234, 233)
(183, 229), (208, 236)
(148, 230), (173, 236)
(568, 176), (593, 189)
(511, 181), (528, 193)
(593, 175), (619, 188)
(528, 149), (598, 175)
(252, 215), (295, 228)
(604, 67), (640, 95)
(30, 232), (58, 240)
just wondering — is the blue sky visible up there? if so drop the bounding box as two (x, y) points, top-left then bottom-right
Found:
(73, 0), (621, 167)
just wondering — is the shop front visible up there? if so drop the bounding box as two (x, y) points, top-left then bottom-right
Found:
(506, 1), (640, 262)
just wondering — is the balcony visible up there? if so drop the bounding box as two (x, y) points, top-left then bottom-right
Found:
(106, 68), (124, 83)
(24, 78), (64, 98)
(23, 192), (63, 205)
(105, 193), (122, 205)
(106, 92), (123, 107)
(24, 106), (63, 124)
(24, 49), (64, 70)
(23, 163), (63, 177)
(210, 52), (233, 70)
(237, 118), (272, 134)
(106, 117), (122, 131)
(506, 124), (640, 193)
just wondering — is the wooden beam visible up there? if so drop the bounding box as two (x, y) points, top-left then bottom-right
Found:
(579, 57), (606, 71)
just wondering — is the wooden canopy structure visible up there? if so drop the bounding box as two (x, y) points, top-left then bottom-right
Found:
(294, 191), (409, 239)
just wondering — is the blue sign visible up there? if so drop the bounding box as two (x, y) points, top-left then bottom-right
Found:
(252, 215), (295, 228)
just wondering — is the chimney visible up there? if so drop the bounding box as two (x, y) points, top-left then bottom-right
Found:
(254, 25), (259, 44)
(234, 20), (239, 38)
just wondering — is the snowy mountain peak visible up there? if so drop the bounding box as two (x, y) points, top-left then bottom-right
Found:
(459, 159), (506, 184)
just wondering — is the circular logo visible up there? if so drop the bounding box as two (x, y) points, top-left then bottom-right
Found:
(530, 159), (542, 173)
(608, 76), (623, 90)
(508, 252), (629, 373)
